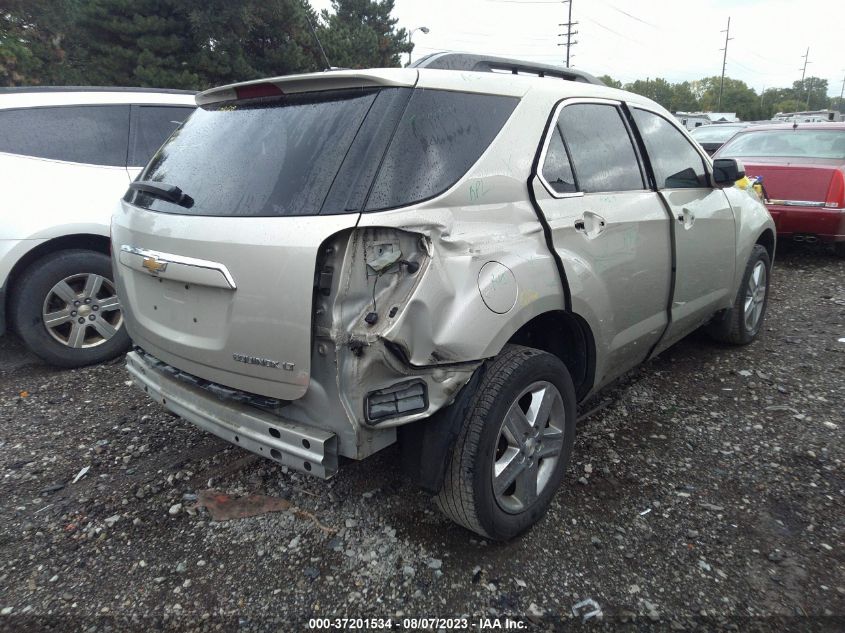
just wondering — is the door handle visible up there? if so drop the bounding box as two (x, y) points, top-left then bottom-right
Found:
(575, 211), (606, 238)
(677, 207), (695, 229)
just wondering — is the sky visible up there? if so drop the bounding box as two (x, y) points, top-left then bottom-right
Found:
(310, 0), (845, 99)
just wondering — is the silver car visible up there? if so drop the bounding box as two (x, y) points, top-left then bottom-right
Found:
(111, 54), (775, 540)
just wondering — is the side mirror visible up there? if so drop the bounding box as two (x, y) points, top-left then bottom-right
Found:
(712, 158), (745, 187)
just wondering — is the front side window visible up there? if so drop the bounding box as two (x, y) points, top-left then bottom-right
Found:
(633, 108), (709, 189)
(0, 105), (129, 166)
(555, 103), (644, 193)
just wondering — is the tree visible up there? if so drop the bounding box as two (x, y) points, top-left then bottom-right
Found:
(669, 81), (698, 113)
(186, 0), (322, 87)
(72, 0), (201, 88)
(318, 0), (410, 68)
(0, 0), (80, 85)
(597, 74), (621, 89)
(695, 76), (759, 121)
(624, 77), (674, 110)
(792, 76), (828, 111)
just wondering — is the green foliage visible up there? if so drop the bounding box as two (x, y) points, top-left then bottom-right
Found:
(318, 0), (410, 68)
(624, 77), (674, 110)
(791, 77), (829, 111)
(0, 0), (79, 85)
(597, 74), (621, 89)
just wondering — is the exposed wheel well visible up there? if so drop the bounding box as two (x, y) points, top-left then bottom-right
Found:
(506, 310), (595, 401)
(756, 228), (775, 261)
(4, 234), (110, 327)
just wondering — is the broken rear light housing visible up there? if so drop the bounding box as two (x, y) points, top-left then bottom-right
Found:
(365, 381), (428, 424)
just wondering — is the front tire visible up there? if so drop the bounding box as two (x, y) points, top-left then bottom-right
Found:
(706, 244), (771, 345)
(11, 249), (130, 367)
(435, 345), (576, 540)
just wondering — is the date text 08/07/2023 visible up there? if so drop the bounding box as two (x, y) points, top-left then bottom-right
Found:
(307, 617), (528, 630)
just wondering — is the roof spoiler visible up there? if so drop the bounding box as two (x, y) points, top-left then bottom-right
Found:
(410, 52), (605, 86)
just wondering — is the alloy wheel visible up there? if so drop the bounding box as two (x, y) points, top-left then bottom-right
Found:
(744, 260), (767, 335)
(492, 380), (566, 513)
(42, 273), (123, 348)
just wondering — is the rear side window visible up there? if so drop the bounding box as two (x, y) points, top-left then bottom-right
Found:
(541, 127), (577, 193)
(0, 105), (129, 166)
(129, 106), (194, 167)
(364, 90), (519, 210)
(555, 103), (644, 193)
(632, 109), (709, 189)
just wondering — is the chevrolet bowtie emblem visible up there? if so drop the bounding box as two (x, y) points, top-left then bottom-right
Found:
(142, 256), (168, 274)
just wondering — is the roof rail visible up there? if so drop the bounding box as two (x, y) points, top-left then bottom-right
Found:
(410, 52), (604, 86)
(0, 86), (196, 95)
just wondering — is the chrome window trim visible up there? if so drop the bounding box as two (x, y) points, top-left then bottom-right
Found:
(120, 244), (237, 289)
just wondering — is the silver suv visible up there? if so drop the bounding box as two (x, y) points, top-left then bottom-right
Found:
(112, 54), (775, 540)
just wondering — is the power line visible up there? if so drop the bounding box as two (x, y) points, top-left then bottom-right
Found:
(558, 0), (577, 68)
(717, 17), (733, 110)
(606, 4), (657, 28)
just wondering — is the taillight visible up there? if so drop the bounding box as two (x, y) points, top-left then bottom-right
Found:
(234, 83), (283, 100)
(825, 170), (845, 209)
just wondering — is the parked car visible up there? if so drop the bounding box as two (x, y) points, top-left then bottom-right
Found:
(0, 87), (195, 366)
(689, 122), (751, 155)
(111, 53), (775, 540)
(715, 123), (845, 256)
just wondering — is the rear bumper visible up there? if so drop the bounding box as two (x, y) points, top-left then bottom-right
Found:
(766, 204), (845, 242)
(126, 351), (338, 478)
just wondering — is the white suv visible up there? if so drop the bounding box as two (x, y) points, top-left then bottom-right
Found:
(0, 87), (195, 366)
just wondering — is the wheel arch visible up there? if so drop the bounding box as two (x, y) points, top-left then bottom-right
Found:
(4, 233), (111, 330)
(756, 227), (776, 262)
(505, 309), (596, 402)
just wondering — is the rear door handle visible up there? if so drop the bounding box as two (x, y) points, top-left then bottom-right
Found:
(677, 207), (695, 229)
(575, 211), (607, 239)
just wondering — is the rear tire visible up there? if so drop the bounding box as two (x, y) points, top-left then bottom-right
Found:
(834, 242), (845, 258)
(435, 345), (576, 540)
(11, 249), (130, 367)
(706, 244), (771, 345)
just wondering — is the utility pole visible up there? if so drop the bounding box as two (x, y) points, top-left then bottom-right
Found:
(558, 0), (578, 68)
(717, 17), (732, 110)
(799, 47), (811, 110)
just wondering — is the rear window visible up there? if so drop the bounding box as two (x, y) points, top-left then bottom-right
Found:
(689, 125), (745, 143)
(0, 105), (129, 166)
(718, 129), (845, 159)
(126, 88), (518, 217)
(129, 105), (195, 167)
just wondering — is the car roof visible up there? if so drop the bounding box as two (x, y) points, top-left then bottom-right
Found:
(196, 65), (666, 116)
(0, 87), (197, 109)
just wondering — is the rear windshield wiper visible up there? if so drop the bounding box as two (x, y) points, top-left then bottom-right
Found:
(129, 181), (194, 208)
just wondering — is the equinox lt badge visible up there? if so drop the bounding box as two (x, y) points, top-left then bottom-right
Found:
(232, 353), (294, 370)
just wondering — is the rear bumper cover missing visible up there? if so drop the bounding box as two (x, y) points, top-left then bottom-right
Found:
(126, 351), (338, 478)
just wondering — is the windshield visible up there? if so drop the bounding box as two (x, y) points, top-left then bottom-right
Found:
(690, 125), (745, 143)
(718, 129), (845, 159)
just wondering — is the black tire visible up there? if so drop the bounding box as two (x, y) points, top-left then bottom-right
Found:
(706, 244), (771, 345)
(834, 242), (845, 258)
(10, 249), (130, 367)
(435, 345), (576, 541)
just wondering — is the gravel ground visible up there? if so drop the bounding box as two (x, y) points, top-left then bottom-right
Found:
(0, 244), (842, 632)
